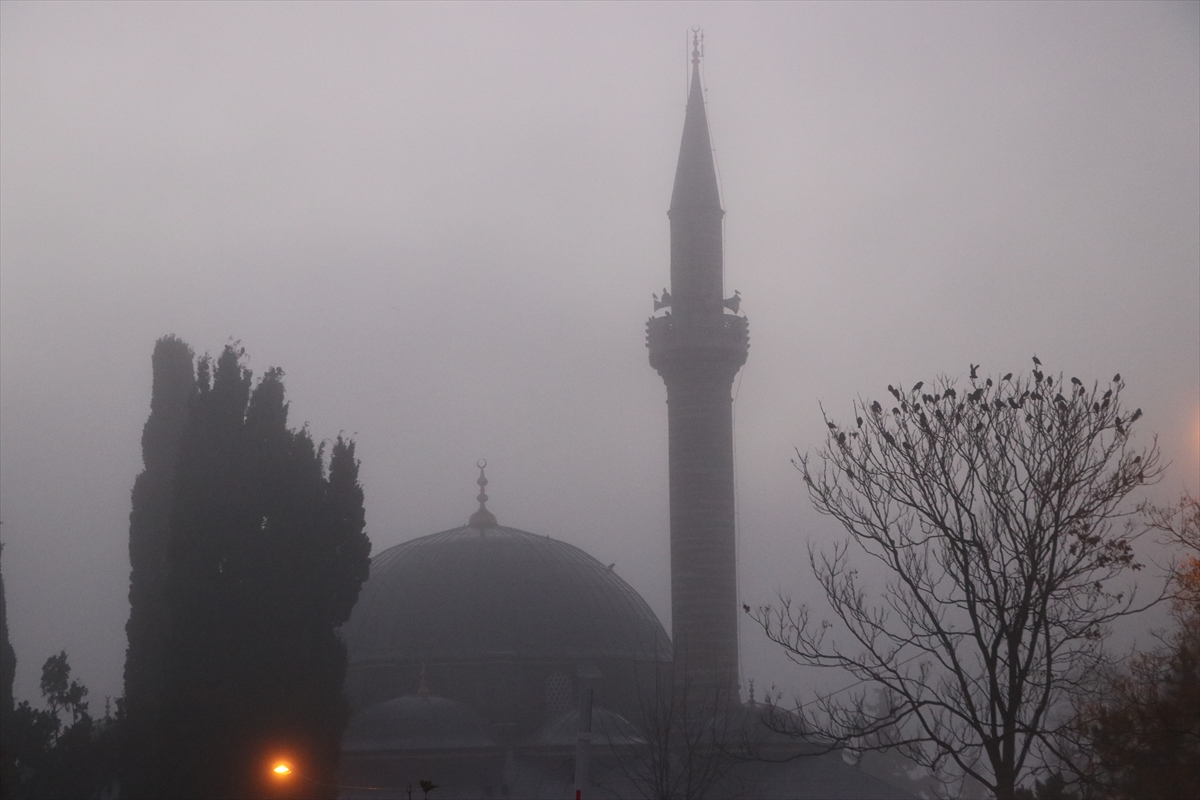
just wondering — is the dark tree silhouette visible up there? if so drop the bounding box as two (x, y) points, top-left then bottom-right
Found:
(3, 651), (121, 799)
(122, 334), (195, 799)
(1064, 494), (1200, 800)
(1, 541), (17, 800)
(748, 362), (1163, 800)
(158, 345), (370, 799)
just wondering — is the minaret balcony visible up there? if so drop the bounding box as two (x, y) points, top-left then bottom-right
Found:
(646, 313), (749, 376)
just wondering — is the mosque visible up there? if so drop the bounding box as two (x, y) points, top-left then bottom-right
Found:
(336, 38), (915, 800)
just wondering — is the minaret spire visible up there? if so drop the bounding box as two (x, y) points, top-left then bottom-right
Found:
(669, 29), (723, 320)
(648, 38), (748, 701)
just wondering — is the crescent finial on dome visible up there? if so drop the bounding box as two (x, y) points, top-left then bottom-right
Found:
(468, 459), (498, 530)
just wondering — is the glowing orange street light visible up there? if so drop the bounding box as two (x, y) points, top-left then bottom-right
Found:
(271, 761), (293, 778)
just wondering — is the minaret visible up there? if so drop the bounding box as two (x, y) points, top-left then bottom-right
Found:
(647, 33), (748, 699)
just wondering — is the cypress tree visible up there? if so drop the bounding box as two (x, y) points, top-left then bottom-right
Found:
(159, 346), (370, 799)
(122, 335), (194, 799)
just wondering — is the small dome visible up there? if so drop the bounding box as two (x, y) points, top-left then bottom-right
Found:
(343, 694), (499, 753)
(343, 524), (670, 664)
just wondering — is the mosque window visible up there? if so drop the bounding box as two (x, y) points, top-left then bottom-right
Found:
(544, 671), (573, 719)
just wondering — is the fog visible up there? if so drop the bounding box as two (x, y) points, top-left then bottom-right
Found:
(1, 1), (1197, 708)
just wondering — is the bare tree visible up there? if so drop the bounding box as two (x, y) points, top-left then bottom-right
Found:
(600, 657), (740, 800)
(1146, 492), (1200, 596)
(747, 361), (1164, 800)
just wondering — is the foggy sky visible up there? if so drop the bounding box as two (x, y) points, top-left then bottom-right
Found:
(2, 1), (1197, 707)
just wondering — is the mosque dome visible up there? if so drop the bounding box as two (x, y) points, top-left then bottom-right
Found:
(342, 522), (671, 666)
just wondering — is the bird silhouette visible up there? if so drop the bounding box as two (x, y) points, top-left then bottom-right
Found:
(1002, 372), (1013, 381)
(1032, 355), (1042, 366)
(1113, 373), (1121, 383)
(912, 381), (924, 393)
(1071, 377), (1082, 386)
(970, 364), (979, 379)
(722, 290), (741, 313)
(871, 401), (883, 414)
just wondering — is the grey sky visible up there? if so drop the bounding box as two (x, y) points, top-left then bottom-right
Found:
(2, 1), (1197, 706)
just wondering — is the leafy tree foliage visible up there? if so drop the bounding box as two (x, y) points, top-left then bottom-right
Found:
(748, 361), (1162, 800)
(3, 652), (121, 799)
(40, 651), (89, 737)
(157, 345), (371, 799)
(1065, 494), (1200, 799)
(1, 541), (17, 800)
(122, 334), (195, 798)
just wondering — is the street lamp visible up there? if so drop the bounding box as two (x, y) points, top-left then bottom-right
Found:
(267, 757), (406, 795)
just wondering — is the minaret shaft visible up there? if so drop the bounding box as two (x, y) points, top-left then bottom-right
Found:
(647, 49), (748, 699)
(666, 373), (739, 678)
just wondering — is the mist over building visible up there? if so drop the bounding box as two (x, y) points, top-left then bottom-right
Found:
(0, 4), (1195, 799)
(334, 38), (913, 799)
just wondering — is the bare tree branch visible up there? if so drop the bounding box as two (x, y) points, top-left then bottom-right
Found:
(748, 363), (1166, 800)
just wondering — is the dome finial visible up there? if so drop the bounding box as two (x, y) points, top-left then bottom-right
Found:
(468, 459), (498, 530)
(691, 28), (701, 67)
